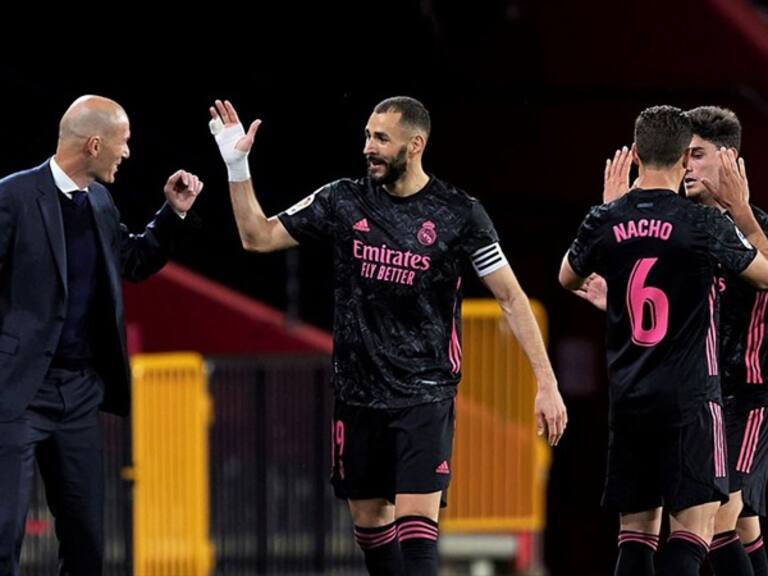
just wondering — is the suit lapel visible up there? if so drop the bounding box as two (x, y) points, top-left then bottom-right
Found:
(36, 165), (67, 293)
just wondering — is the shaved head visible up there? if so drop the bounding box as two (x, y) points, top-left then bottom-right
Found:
(54, 95), (131, 186)
(59, 95), (128, 142)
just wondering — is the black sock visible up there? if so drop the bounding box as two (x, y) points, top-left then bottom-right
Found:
(614, 530), (658, 576)
(396, 515), (439, 576)
(745, 535), (768, 576)
(354, 522), (404, 576)
(709, 530), (753, 575)
(656, 531), (709, 576)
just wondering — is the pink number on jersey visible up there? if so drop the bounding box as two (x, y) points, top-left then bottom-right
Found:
(626, 257), (669, 346)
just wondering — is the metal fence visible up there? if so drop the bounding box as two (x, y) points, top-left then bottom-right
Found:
(207, 355), (364, 575)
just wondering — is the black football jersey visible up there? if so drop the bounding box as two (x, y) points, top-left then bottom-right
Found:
(278, 176), (505, 408)
(568, 188), (756, 425)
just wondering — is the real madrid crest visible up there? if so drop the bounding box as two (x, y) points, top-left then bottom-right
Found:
(417, 220), (437, 246)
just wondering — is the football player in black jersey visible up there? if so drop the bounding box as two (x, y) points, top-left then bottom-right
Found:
(560, 105), (768, 576)
(686, 106), (768, 576)
(210, 96), (567, 575)
(581, 107), (768, 576)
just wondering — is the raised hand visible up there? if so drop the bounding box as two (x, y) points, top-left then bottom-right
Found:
(164, 170), (204, 213)
(702, 148), (749, 213)
(603, 145), (633, 203)
(209, 99), (262, 182)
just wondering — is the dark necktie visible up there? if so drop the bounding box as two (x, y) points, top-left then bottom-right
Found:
(71, 190), (88, 207)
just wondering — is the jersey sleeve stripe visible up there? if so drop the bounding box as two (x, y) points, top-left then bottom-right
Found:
(471, 243), (508, 277)
(474, 252), (502, 267)
(472, 244), (498, 258)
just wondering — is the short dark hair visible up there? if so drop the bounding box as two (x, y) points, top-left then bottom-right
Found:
(686, 105), (742, 152)
(373, 96), (431, 137)
(634, 105), (692, 168)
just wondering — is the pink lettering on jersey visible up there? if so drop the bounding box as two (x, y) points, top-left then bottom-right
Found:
(613, 219), (673, 243)
(626, 258), (669, 346)
(333, 420), (346, 480)
(352, 239), (431, 286)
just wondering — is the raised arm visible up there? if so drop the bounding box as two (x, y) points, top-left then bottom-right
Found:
(603, 145), (633, 203)
(558, 253), (585, 291)
(557, 153), (618, 309)
(209, 99), (298, 253)
(121, 170), (203, 282)
(481, 265), (568, 446)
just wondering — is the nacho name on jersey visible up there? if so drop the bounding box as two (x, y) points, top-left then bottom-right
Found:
(612, 218), (674, 243)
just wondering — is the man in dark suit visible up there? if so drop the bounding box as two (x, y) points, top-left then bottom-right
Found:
(0, 94), (203, 575)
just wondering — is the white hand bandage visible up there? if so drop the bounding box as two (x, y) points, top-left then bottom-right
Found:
(209, 117), (224, 135)
(211, 119), (250, 182)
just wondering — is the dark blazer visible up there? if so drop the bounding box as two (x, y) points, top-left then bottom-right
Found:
(0, 160), (181, 421)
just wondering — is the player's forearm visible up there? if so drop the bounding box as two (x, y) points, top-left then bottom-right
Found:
(499, 292), (558, 391)
(559, 253), (584, 291)
(229, 180), (273, 252)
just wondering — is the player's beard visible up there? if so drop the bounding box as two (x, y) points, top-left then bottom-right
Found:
(367, 145), (408, 185)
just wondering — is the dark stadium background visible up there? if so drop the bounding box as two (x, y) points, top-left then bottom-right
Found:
(4, 1), (768, 573)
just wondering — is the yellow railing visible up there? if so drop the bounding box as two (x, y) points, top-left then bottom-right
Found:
(130, 353), (214, 576)
(442, 299), (551, 532)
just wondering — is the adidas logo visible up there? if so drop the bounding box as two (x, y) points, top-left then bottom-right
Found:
(353, 218), (370, 232)
(435, 460), (450, 475)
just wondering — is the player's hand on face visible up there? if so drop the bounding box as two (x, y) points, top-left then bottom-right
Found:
(702, 148), (749, 212)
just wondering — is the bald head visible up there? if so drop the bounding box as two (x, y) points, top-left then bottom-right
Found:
(59, 95), (128, 143)
(54, 95), (131, 187)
